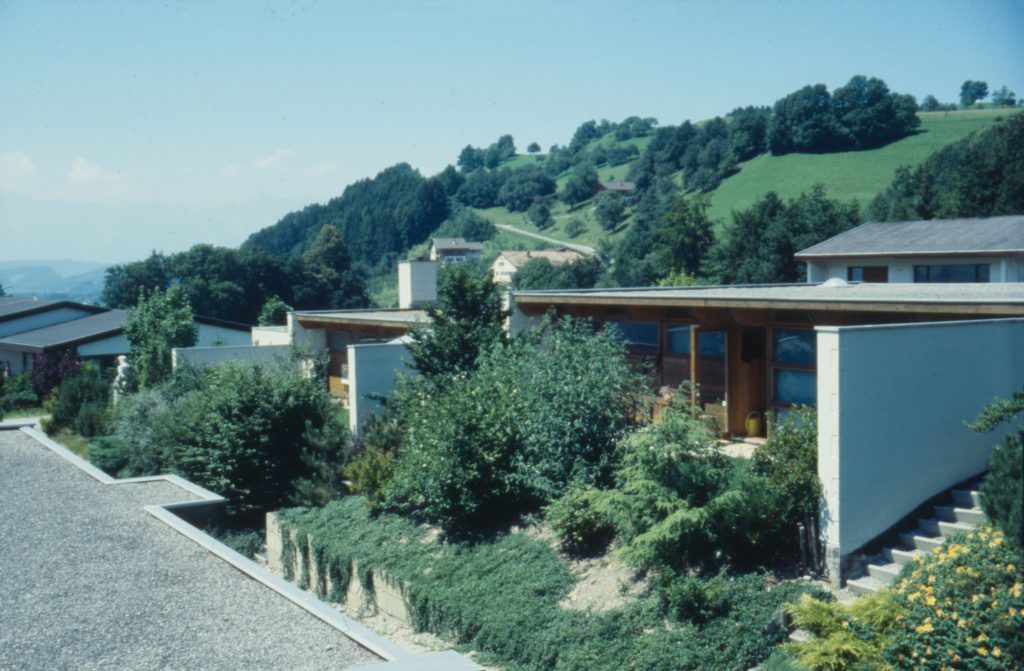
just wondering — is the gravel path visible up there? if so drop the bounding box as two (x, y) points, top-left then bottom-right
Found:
(0, 429), (383, 671)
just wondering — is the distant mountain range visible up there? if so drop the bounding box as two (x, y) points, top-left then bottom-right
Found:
(0, 260), (109, 304)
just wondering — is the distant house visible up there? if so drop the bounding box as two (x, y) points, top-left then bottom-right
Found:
(491, 249), (584, 285)
(0, 299), (250, 375)
(593, 180), (636, 197)
(796, 215), (1024, 283)
(429, 238), (483, 263)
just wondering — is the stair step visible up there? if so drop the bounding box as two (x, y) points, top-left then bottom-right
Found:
(866, 562), (902, 584)
(951, 489), (981, 509)
(900, 532), (943, 552)
(882, 547), (921, 566)
(934, 505), (985, 525)
(847, 575), (887, 596)
(918, 518), (976, 538)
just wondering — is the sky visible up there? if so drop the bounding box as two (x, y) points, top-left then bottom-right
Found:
(1, 0), (1022, 264)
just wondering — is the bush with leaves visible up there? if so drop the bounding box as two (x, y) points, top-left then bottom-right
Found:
(969, 388), (1024, 552)
(546, 484), (617, 556)
(30, 347), (83, 398)
(387, 316), (644, 530)
(110, 361), (350, 516)
(43, 365), (112, 438)
(0, 372), (38, 418)
(124, 285), (197, 390)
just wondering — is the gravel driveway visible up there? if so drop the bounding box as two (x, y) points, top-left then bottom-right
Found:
(0, 429), (383, 671)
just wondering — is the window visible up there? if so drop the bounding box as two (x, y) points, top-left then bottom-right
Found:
(847, 266), (888, 282)
(605, 321), (658, 350)
(662, 323), (692, 387)
(913, 264), (990, 283)
(771, 328), (816, 407)
(665, 324), (692, 355)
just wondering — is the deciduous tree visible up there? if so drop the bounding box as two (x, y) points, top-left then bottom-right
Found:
(124, 286), (197, 389)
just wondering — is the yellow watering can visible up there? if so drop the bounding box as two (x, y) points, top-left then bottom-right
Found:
(745, 411), (761, 437)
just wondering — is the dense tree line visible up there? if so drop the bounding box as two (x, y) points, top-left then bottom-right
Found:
(868, 112), (1024, 221)
(103, 226), (368, 323)
(243, 163), (448, 275)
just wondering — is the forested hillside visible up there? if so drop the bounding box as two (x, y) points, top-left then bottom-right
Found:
(105, 76), (1023, 315)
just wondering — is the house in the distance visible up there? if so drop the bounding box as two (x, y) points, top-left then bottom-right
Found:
(593, 180), (636, 197)
(0, 300), (250, 375)
(491, 249), (584, 285)
(429, 238), (483, 263)
(796, 215), (1024, 283)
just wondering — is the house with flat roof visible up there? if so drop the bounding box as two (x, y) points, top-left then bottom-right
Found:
(0, 303), (251, 375)
(796, 215), (1024, 283)
(428, 237), (483, 263)
(510, 282), (1024, 584)
(491, 249), (584, 285)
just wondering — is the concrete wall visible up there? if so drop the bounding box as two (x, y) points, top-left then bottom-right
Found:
(816, 317), (1024, 581)
(347, 342), (411, 434)
(172, 344), (292, 369)
(398, 261), (438, 309)
(251, 326), (290, 346)
(0, 307), (94, 338)
(807, 255), (1023, 283)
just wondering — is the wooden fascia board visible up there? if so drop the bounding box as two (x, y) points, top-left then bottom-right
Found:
(295, 317), (416, 331)
(513, 295), (1024, 316)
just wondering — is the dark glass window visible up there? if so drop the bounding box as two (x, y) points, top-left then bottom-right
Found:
(665, 324), (692, 354)
(774, 329), (816, 366)
(774, 369), (817, 406)
(606, 321), (659, 348)
(847, 266), (888, 282)
(913, 264), (990, 283)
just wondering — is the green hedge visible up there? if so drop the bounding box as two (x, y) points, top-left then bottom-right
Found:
(278, 497), (823, 671)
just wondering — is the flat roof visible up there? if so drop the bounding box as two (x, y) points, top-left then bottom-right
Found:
(294, 308), (429, 329)
(795, 216), (1024, 259)
(513, 282), (1024, 315)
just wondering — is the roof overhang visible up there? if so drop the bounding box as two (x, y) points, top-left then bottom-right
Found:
(796, 250), (1024, 260)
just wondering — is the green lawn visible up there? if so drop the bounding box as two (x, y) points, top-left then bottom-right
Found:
(705, 108), (1018, 224)
(2, 405), (46, 419)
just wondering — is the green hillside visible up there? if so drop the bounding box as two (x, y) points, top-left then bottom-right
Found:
(705, 108), (1016, 223)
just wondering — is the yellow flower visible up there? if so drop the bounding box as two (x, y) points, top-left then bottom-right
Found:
(977, 633), (988, 642)
(926, 595), (937, 606)
(916, 622), (934, 634)
(993, 647), (1002, 657)
(979, 646), (988, 656)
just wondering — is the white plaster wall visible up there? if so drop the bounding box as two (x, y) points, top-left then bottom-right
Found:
(78, 335), (129, 357)
(196, 324), (250, 347)
(0, 307), (94, 338)
(816, 256), (1020, 283)
(505, 293), (542, 336)
(172, 345), (292, 368)
(251, 326), (290, 346)
(0, 349), (29, 375)
(287, 313), (326, 354)
(347, 342), (411, 434)
(817, 318), (1024, 580)
(398, 261), (438, 309)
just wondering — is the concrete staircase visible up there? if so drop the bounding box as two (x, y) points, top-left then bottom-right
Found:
(845, 485), (985, 596)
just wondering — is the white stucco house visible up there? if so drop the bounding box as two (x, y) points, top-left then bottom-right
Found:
(491, 249), (584, 285)
(797, 215), (1024, 283)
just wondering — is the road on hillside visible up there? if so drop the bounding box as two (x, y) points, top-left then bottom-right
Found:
(495, 224), (597, 256)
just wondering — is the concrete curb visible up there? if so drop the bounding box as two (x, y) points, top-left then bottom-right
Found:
(14, 427), (417, 665)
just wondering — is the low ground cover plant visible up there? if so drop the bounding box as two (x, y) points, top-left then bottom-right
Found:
(278, 496), (824, 671)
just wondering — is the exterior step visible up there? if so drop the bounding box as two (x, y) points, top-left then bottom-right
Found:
(899, 532), (943, 552)
(934, 505), (985, 525)
(866, 562), (902, 584)
(847, 575), (887, 596)
(918, 518), (977, 538)
(951, 489), (981, 509)
(882, 547), (921, 566)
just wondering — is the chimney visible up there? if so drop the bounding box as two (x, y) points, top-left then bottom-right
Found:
(398, 260), (438, 309)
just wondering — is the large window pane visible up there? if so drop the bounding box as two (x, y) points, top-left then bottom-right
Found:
(773, 329), (815, 366)
(913, 263), (990, 283)
(606, 321), (658, 348)
(666, 324), (692, 354)
(774, 369), (817, 406)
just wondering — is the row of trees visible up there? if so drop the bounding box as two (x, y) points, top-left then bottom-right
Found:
(103, 226), (368, 323)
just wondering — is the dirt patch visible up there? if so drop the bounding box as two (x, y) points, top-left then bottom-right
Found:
(559, 549), (647, 612)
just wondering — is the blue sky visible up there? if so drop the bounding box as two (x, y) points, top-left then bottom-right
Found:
(1, 0), (1022, 262)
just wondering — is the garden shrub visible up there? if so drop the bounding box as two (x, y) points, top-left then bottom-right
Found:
(87, 435), (129, 475)
(386, 316), (644, 530)
(276, 497), (826, 671)
(0, 372), (39, 413)
(111, 361), (351, 515)
(970, 389), (1024, 552)
(785, 591), (905, 671)
(44, 366), (111, 438)
(884, 525), (1023, 669)
(546, 485), (617, 556)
